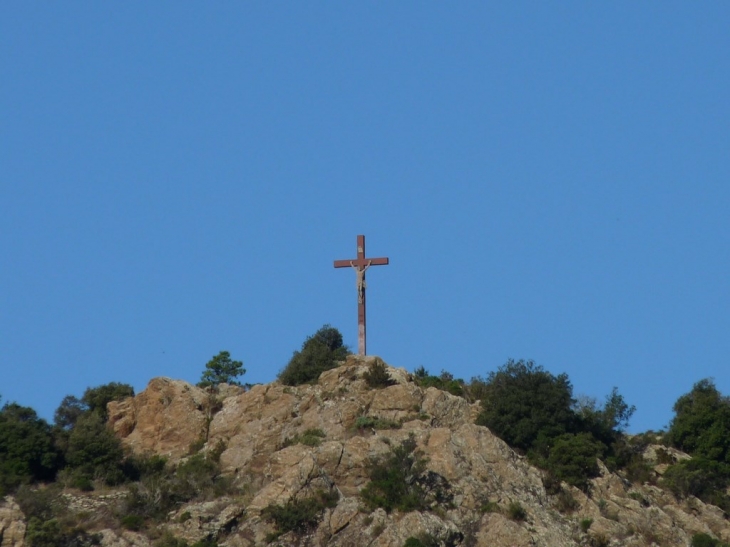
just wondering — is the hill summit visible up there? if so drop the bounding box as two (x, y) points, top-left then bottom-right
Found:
(2, 355), (728, 546)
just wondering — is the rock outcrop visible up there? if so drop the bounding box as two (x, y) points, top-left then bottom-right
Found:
(96, 355), (730, 546)
(10, 356), (730, 546)
(0, 497), (25, 547)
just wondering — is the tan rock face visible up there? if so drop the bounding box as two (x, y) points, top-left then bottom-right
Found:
(102, 356), (730, 547)
(108, 377), (211, 459)
(0, 497), (25, 547)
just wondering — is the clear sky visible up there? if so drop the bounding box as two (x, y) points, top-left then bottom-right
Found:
(1, 3), (728, 433)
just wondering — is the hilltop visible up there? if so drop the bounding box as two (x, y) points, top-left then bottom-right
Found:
(2, 355), (728, 547)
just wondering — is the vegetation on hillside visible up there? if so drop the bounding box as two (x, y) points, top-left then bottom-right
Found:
(472, 359), (636, 491)
(662, 378), (730, 511)
(360, 435), (431, 513)
(278, 324), (350, 385)
(3, 324), (730, 545)
(198, 351), (245, 388)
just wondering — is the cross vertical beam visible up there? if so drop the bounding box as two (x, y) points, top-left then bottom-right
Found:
(334, 235), (389, 355)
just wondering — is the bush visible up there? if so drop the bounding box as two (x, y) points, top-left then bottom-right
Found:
(53, 396), (86, 431)
(25, 517), (102, 547)
(64, 412), (126, 486)
(474, 360), (640, 489)
(545, 433), (603, 492)
(0, 403), (59, 493)
(278, 325), (350, 386)
(691, 533), (730, 547)
(506, 501), (527, 521)
(402, 534), (439, 547)
(120, 514), (144, 531)
(476, 360), (576, 453)
(661, 457), (730, 511)
(360, 435), (429, 513)
(81, 382), (134, 420)
(580, 518), (593, 533)
(262, 489), (339, 540)
(608, 437), (654, 484)
(121, 452), (233, 523)
(666, 379), (730, 463)
(412, 367), (465, 398)
(364, 359), (396, 388)
(283, 428), (326, 448)
(353, 416), (401, 431)
(198, 351), (245, 388)
(16, 486), (101, 547)
(480, 500), (500, 513)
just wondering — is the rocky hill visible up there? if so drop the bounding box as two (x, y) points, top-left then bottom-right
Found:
(2, 355), (728, 547)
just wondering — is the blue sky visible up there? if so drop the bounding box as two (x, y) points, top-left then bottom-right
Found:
(1, 3), (728, 433)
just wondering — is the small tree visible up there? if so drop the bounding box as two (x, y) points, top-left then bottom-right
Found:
(666, 379), (730, 463)
(65, 411), (126, 486)
(545, 432), (604, 491)
(199, 351), (245, 388)
(363, 359), (396, 388)
(82, 382), (135, 420)
(0, 403), (59, 493)
(360, 435), (429, 513)
(476, 359), (576, 453)
(278, 325), (350, 386)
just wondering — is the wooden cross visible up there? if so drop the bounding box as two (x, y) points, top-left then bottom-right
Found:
(334, 235), (389, 356)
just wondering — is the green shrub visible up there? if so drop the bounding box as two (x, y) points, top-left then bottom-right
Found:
(16, 486), (101, 547)
(25, 517), (102, 547)
(580, 518), (593, 533)
(0, 403), (59, 493)
(121, 452), (233, 522)
(666, 379), (730, 463)
(64, 411), (126, 487)
(283, 428), (327, 447)
(198, 351), (245, 388)
(506, 501), (526, 521)
(353, 416), (401, 431)
(463, 376), (489, 402)
(402, 534), (439, 547)
(364, 359), (396, 388)
(474, 360), (641, 491)
(412, 367), (465, 397)
(262, 489), (339, 540)
(69, 472), (94, 492)
(360, 436), (429, 513)
(476, 360), (576, 453)
(479, 501), (500, 514)
(545, 433), (603, 492)
(53, 396), (86, 431)
(120, 514), (144, 531)
(691, 533), (730, 547)
(661, 457), (730, 511)
(278, 325), (350, 386)
(81, 382), (134, 420)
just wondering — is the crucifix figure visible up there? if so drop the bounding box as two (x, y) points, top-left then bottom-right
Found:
(334, 235), (389, 356)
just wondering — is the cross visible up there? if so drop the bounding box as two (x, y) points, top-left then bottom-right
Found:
(334, 235), (389, 356)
